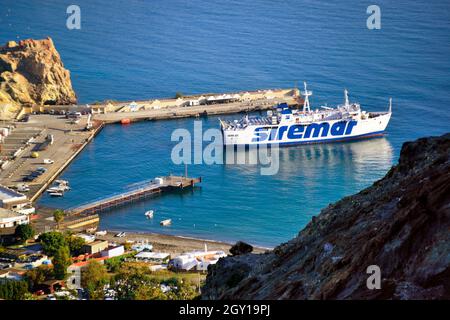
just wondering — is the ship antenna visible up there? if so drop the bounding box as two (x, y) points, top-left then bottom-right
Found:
(344, 89), (350, 107)
(302, 81), (312, 113)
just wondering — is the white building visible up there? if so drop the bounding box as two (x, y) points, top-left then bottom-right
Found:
(0, 185), (34, 214)
(171, 254), (198, 271)
(76, 233), (96, 243)
(149, 264), (167, 272)
(135, 252), (170, 263)
(101, 245), (124, 258)
(170, 249), (226, 271)
(0, 207), (29, 229)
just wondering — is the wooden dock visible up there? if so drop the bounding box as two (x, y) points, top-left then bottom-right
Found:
(65, 175), (201, 216)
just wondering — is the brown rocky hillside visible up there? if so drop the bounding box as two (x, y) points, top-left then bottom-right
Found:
(203, 133), (450, 300)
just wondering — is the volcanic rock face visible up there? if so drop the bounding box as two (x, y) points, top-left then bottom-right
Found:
(0, 37), (77, 116)
(203, 134), (450, 300)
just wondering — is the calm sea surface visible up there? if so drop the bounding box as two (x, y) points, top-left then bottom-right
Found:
(1, 0), (449, 246)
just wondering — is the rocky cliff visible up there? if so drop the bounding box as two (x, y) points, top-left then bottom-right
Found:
(203, 133), (450, 300)
(0, 37), (77, 117)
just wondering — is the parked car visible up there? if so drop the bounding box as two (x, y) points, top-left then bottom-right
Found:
(17, 184), (30, 192)
(43, 158), (54, 164)
(29, 171), (43, 178)
(23, 175), (34, 182)
(36, 167), (47, 173)
(66, 111), (82, 119)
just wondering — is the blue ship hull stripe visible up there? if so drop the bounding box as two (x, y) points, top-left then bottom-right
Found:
(229, 131), (386, 146)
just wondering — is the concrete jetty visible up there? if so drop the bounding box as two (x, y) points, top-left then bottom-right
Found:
(20, 88), (301, 124)
(65, 175), (201, 216)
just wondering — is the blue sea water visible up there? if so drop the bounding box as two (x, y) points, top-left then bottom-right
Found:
(1, 0), (449, 246)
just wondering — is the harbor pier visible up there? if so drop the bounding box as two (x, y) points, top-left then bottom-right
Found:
(20, 88), (301, 124)
(65, 175), (201, 216)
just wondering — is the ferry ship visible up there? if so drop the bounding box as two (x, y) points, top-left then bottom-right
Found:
(220, 82), (392, 146)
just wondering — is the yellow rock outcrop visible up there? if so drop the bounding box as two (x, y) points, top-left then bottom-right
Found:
(0, 37), (77, 118)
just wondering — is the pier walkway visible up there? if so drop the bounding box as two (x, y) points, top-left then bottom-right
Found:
(65, 175), (201, 216)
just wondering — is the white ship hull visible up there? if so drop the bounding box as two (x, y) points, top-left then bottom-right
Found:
(222, 112), (391, 146)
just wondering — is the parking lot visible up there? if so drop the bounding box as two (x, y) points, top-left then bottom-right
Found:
(0, 114), (100, 201)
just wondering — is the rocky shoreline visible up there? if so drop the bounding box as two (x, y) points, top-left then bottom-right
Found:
(202, 133), (450, 300)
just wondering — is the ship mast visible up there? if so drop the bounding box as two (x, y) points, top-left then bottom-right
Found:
(344, 89), (350, 108)
(302, 82), (312, 113)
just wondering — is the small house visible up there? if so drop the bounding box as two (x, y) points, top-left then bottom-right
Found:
(100, 245), (124, 258)
(81, 240), (109, 255)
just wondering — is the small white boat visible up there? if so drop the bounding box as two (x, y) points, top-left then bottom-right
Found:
(114, 232), (126, 238)
(95, 230), (107, 236)
(145, 210), (154, 218)
(47, 180), (70, 193)
(49, 192), (64, 197)
(160, 219), (172, 226)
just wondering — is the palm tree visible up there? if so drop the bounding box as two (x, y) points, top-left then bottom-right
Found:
(53, 209), (65, 230)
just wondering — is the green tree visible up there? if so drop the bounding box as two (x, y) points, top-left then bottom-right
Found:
(134, 284), (167, 300)
(0, 280), (29, 300)
(166, 278), (199, 300)
(25, 265), (53, 292)
(66, 235), (85, 256)
(15, 224), (35, 244)
(38, 231), (66, 256)
(110, 265), (157, 300)
(82, 260), (109, 300)
(53, 209), (65, 229)
(52, 246), (71, 280)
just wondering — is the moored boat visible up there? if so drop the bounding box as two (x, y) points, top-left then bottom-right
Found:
(160, 219), (172, 226)
(220, 82), (392, 146)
